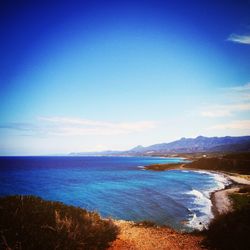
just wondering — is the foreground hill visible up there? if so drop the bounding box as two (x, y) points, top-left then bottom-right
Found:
(0, 196), (118, 250)
(70, 135), (250, 156)
(0, 196), (204, 250)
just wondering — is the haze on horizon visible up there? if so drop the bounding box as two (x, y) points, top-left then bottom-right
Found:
(0, 0), (250, 156)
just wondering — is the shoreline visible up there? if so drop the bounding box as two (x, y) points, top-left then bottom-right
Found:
(210, 173), (250, 218)
(110, 167), (250, 250)
(142, 163), (250, 229)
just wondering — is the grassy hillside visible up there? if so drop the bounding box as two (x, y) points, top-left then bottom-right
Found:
(143, 153), (250, 173)
(0, 195), (119, 250)
(185, 152), (250, 174)
(203, 187), (250, 250)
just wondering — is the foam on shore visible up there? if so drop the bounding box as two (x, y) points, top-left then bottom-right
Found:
(184, 170), (231, 231)
(137, 166), (145, 170)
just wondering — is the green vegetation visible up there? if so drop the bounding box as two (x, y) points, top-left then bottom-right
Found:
(238, 185), (250, 193)
(223, 152), (250, 161)
(144, 152), (250, 174)
(0, 195), (119, 250)
(185, 152), (250, 174)
(229, 189), (250, 211)
(203, 188), (250, 250)
(144, 163), (183, 171)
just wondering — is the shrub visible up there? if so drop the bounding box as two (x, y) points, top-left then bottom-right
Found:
(203, 197), (250, 250)
(238, 186), (250, 194)
(0, 195), (119, 250)
(229, 193), (250, 211)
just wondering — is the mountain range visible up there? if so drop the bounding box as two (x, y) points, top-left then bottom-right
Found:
(69, 135), (250, 156)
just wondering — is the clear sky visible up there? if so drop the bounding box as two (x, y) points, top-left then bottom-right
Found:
(1, 0), (250, 155)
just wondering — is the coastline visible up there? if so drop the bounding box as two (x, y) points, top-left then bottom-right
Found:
(142, 163), (250, 229)
(1, 158), (249, 250)
(109, 159), (250, 249)
(210, 173), (250, 218)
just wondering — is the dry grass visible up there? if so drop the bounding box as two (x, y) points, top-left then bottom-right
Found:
(109, 220), (204, 250)
(0, 195), (119, 250)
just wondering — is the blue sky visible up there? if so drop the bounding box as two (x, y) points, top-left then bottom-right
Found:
(1, 0), (250, 155)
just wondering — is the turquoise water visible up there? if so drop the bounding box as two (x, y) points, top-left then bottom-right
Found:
(0, 156), (229, 231)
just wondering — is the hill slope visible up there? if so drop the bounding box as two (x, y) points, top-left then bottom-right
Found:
(70, 136), (250, 156)
(127, 136), (250, 155)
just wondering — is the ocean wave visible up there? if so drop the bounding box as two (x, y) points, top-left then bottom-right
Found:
(186, 189), (212, 215)
(189, 170), (231, 198)
(187, 211), (214, 231)
(137, 166), (145, 170)
(193, 170), (231, 189)
(186, 189), (213, 230)
(209, 172), (231, 189)
(187, 189), (206, 200)
(185, 171), (231, 230)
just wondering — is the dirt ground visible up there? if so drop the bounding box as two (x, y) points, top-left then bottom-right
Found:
(108, 220), (204, 250)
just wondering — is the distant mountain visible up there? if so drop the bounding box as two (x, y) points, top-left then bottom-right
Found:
(126, 136), (250, 155)
(70, 136), (250, 156)
(69, 150), (121, 156)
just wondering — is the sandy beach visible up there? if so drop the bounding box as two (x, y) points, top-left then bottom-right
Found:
(212, 187), (239, 215)
(211, 173), (250, 216)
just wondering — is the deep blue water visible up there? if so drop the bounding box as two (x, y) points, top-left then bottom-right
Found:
(0, 156), (229, 231)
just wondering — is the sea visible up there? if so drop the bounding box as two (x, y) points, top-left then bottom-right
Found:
(0, 156), (230, 231)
